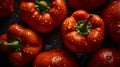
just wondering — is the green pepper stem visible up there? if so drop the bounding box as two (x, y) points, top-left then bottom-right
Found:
(35, 0), (50, 13)
(3, 41), (19, 47)
(76, 14), (93, 35)
(2, 39), (22, 51)
(86, 14), (94, 22)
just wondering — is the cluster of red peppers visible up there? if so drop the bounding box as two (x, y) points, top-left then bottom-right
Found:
(0, 0), (120, 67)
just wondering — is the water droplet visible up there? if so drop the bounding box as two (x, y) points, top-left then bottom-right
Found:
(93, 39), (96, 42)
(65, 28), (67, 31)
(63, 64), (66, 66)
(26, 45), (29, 47)
(48, 65), (51, 67)
(117, 24), (120, 27)
(52, 56), (62, 63)
(53, 2), (55, 5)
(42, 22), (45, 24)
(26, 50), (29, 53)
(67, 22), (72, 29)
(117, 29), (120, 33)
(57, 7), (60, 10)
(30, 52), (33, 54)
(45, 20), (47, 23)
(32, 15), (35, 18)
(106, 56), (112, 61)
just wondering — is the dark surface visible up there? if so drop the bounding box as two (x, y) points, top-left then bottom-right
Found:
(0, 0), (119, 67)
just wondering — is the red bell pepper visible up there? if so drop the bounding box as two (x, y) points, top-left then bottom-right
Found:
(102, 0), (120, 45)
(34, 48), (79, 67)
(0, 0), (14, 18)
(20, 0), (67, 33)
(61, 10), (104, 53)
(68, 0), (108, 10)
(0, 23), (43, 67)
(88, 48), (120, 67)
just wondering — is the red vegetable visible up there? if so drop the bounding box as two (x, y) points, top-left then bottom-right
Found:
(0, 0), (14, 18)
(0, 24), (43, 67)
(34, 48), (79, 67)
(20, 0), (67, 33)
(102, 0), (120, 45)
(68, 0), (108, 10)
(88, 48), (120, 67)
(0, 34), (10, 52)
(61, 10), (104, 53)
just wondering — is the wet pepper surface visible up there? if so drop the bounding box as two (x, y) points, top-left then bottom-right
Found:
(0, 0), (120, 67)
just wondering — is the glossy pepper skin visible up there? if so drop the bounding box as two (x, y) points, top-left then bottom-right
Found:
(0, 24), (43, 67)
(102, 0), (120, 45)
(20, 0), (67, 33)
(88, 48), (120, 67)
(61, 10), (104, 53)
(68, 0), (108, 10)
(34, 48), (79, 67)
(0, 0), (14, 18)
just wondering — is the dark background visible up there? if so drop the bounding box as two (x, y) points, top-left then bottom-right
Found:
(0, 0), (119, 67)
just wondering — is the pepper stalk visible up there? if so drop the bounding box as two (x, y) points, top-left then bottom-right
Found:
(76, 14), (93, 35)
(1, 38), (22, 51)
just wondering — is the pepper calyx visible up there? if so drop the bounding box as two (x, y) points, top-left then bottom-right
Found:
(76, 14), (93, 35)
(2, 38), (22, 51)
(35, 0), (50, 13)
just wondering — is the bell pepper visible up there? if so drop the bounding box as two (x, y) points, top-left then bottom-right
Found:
(61, 10), (104, 53)
(102, 0), (120, 45)
(34, 48), (79, 67)
(68, 0), (108, 10)
(20, 0), (67, 33)
(0, 23), (43, 67)
(0, 0), (14, 18)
